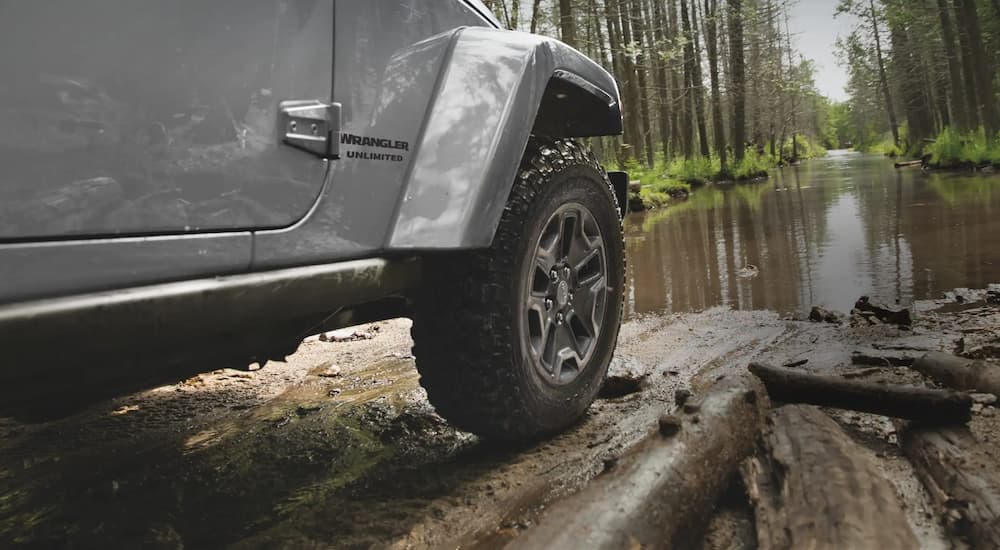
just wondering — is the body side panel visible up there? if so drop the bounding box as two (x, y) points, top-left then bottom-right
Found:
(0, 233), (251, 304)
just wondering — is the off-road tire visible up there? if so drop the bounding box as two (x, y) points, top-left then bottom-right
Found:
(411, 138), (625, 440)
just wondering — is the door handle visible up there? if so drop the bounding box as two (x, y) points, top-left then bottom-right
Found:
(278, 100), (341, 159)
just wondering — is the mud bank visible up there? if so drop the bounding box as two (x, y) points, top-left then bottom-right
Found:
(1, 290), (997, 548)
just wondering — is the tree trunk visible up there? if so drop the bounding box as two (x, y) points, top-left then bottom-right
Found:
(742, 405), (919, 550)
(704, 0), (728, 172)
(652, 0), (674, 160)
(729, 0), (747, 162)
(673, 0), (695, 158)
(558, 0), (576, 47)
(517, 374), (770, 549)
(687, 0), (711, 158)
(955, 0), (1000, 133)
(899, 423), (1000, 548)
(630, 0), (655, 167)
(889, 16), (934, 151)
(748, 363), (973, 424)
(936, 0), (969, 129)
(530, 0), (543, 33)
(953, 0), (982, 129)
(619, 0), (648, 162)
(870, 0), (900, 146)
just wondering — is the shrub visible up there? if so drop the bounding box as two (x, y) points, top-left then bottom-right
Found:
(927, 127), (1000, 166)
(732, 147), (774, 180)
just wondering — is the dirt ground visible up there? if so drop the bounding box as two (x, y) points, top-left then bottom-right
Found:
(1, 290), (997, 549)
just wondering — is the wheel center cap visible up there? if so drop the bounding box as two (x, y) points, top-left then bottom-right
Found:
(556, 281), (570, 307)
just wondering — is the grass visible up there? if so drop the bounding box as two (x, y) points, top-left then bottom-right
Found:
(781, 134), (828, 161)
(868, 139), (903, 158)
(927, 127), (1000, 167)
(618, 136), (829, 211)
(732, 148), (774, 180)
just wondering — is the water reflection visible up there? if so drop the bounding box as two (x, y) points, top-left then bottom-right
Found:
(625, 150), (1000, 317)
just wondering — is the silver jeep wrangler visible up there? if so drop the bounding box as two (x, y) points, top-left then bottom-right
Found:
(0, 0), (628, 439)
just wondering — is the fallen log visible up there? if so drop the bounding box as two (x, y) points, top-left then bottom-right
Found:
(899, 423), (1000, 547)
(894, 159), (923, 168)
(853, 296), (912, 326)
(851, 349), (914, 366)
(741, 405), (918, 550)
(912, 351), (1000, 397)
(516, 374), (769, 549)
(748, 363), (971, 424)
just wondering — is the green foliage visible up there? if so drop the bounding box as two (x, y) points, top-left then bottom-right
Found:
(665, 155), (721, 184)
(732, 148), (774, 180)
(869, 139), (903, 158)
(626, 156), (692, 210)
(825, 101), (856, 149)
(781, 134), (828, 160)
(927, 127), (1000, 166)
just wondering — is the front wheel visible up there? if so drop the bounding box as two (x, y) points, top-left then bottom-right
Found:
(411, 138), (625, 440)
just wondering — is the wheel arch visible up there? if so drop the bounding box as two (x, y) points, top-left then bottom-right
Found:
(386, 27), (622, 251)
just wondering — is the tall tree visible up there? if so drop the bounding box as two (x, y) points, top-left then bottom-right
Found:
(955, 0), (999, 132)
(651, 0), (675, 160)
(936, 0), (970, 128)
(558, 0), (576, 46)
(631, 0), (656, 166)
(688, 0), (712, 157)
(530, 0), (543, 33)
(729, 0), (748, 162)
(704, 0), (729, 171)
(868, 0), (900, 146)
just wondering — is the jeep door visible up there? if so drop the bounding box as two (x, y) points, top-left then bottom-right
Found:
(0, 0), (332, 301)
(252, 0), (498, 267)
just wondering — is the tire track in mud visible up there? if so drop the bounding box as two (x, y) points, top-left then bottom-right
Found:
(0, 311), (792, 549)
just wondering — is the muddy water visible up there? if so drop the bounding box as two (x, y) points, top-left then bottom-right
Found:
(625, 151), (1000, 317)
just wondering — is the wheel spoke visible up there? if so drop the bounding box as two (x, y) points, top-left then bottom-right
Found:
(559, 210), (578, 261)
(572, 277), (605, 337)
(573, 247), (602, 275)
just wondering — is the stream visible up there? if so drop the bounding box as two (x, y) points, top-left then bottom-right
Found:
(624, 150), (1000, 317)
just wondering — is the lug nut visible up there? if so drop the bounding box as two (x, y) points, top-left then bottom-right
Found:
(544, 299), (553, 311)
(563, 267), (571, 279)
(556, 312), (564, 324)
(550, 269), (559, 282)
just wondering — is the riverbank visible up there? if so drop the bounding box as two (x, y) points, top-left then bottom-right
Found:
(870, 127), (1000, 173)
(626, 138), (827, 211)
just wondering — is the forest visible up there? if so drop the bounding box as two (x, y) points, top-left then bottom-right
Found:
(481, 0), (1000, 198)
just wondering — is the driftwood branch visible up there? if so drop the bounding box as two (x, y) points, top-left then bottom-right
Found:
(912, 352), (1000, 397)
(748, 363), (972, 424)
(517, 374), (769, 549)
(899, 423), (1000, 547)
(742, 405), (918, 550)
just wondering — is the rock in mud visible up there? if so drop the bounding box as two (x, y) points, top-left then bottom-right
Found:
(674, 388), (693, 406)
(659, 414), (682, 437)
(809, 306), (843, 324)
(853, 296), (912, 326)
(598, 374), (646, 399)
(987, 287), (1000, 305)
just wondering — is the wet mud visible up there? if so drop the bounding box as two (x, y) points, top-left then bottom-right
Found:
(1, 288), (998, 548)
(1, 309), (789, 549)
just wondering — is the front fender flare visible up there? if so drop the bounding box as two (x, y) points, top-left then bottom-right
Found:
(387, 27), (622, 250)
